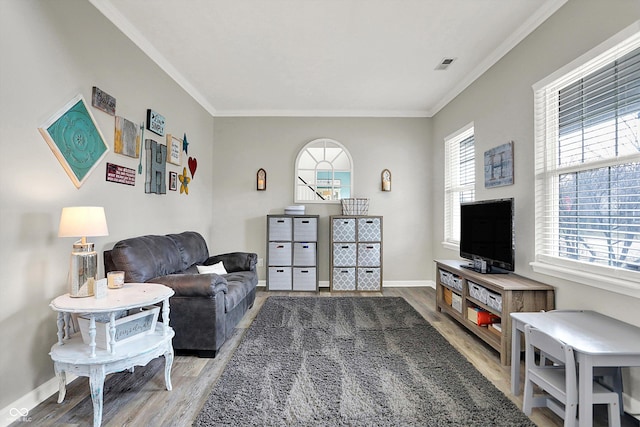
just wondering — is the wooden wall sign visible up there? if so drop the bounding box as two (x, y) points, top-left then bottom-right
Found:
(106, 163), (136, 186)
(91, 87), (116, 115)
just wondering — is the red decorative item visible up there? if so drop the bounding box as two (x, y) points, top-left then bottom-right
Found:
(188, 157), (197, 178)
(477, 311), (501, 326)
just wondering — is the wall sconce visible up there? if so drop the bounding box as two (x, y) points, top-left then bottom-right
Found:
(381, 169), (391, 192)
(257, 168), (266, 191)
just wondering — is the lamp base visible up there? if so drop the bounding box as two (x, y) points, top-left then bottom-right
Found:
(68, 241), (98, 297)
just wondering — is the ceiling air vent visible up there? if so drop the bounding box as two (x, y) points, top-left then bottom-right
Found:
(435, 57), (456, 71)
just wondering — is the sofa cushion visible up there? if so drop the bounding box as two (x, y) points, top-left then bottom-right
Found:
(168, 231), (210, 270)
(224, 282), (248, 313)
(110, 235), (183, 283)
(223, 270), (258, 287)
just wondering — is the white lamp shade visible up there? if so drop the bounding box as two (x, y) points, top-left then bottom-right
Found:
(58, 206), (109, 238)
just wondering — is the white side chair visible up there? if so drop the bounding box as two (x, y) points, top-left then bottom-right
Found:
(522, 324), (621, 427)
(540, 310), (624, 415)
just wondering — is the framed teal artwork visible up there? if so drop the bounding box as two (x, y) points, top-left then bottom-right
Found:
(39, 94), (109, 188)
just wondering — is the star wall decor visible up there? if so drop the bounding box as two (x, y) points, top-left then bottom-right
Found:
(183, 133), (189, 154)
(179, 167), (190, 194)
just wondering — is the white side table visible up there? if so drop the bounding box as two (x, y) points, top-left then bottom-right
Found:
(49, 283), (175, 427)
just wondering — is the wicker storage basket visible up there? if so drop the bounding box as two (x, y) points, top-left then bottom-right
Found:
(341, 198), (369, 215)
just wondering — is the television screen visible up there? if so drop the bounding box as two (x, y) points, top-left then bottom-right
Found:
(460, 198), (514, 273)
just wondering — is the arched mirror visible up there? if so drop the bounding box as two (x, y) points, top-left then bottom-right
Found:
(295, 138), (353, 203)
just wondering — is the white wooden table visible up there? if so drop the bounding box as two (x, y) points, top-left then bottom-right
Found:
(511, 310), (640, 427)
(49, 283), (175, 427)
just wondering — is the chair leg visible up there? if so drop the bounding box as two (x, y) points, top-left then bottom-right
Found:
(564, 401), (577, 427)
(523, 377), (534, 415)
(612, 367), (624, 416)
(608, 401), (621, 427)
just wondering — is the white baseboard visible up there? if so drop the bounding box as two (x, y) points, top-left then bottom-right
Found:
(383, 280), (435, 288)
(258, 280), (435, 289)
(0, 373), (77, 427)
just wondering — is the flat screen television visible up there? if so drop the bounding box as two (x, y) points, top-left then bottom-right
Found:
(460, 198), (514, 273)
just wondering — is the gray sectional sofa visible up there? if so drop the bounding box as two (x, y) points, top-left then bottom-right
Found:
(104, 231), (257, 357)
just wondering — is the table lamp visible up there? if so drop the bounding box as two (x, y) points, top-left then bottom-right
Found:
(58, 207), (109, 297)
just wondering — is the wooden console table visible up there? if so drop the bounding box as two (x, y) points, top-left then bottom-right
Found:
(49, 283), (175, 427)
(435, 260), (555, 365)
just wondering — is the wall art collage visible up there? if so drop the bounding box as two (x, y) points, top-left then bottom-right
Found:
(38, 86), (198, 195)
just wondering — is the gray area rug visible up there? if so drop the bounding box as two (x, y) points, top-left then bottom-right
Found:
(194, 297), (534, 426)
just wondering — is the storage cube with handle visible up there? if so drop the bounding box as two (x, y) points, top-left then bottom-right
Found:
(294, 217), (317, 241)
(268, 217), (292, 240)
(293, 242), (316, 265)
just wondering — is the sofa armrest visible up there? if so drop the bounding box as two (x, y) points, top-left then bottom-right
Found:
(205, 252), (257, 273)
(149, 273), (228, 297)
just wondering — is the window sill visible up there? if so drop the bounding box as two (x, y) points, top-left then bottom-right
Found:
(441, 241), (459, 252)
(530, 260), (640, 299)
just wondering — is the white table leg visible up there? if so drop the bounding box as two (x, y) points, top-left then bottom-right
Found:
(511, 319), (522, 395)
(578, 355), (594, 427)
(164, 346), (174, 391)
(56, 313), (64, 345)
(89, 364), (106, 427)
(64, 312), (71, 340)
(109, 312), (116, 354)
(54, 364), (66, 403)
(89, 315), (97, 358)
(162, 298), (171, 335)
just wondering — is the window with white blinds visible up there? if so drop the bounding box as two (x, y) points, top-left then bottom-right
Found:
(444, 124), (475, 245)
(533, 29), (640, 289)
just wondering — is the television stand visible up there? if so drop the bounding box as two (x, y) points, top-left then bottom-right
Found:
(435, 259), (555, 365)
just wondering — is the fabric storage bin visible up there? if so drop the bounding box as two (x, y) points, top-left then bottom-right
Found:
(439, 269), (453, 286)
(293, 268), (316, 291)
(449, 275), (463, 292)
(486, 290), (503, 312)
(332, 218), (356, 241)
(293, 217), (317, 241)
(357, 243), (381, 267)
(357, 217), (381, 241)
(268, 217), (292, 241)
(451, 293), (462, 313)
(357, 268), (381, 291)
(443, 287), (453, 306)
(333, 243), (357, 266)
(268, 267), (292, 290)
(293, 242), (316, 265)
(332, 268), (356, 291)
(268, 242), (292, 265)
(468, 281), (489, 304)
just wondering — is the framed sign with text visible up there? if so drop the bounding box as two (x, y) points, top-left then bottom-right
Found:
(146, 109), (165, 136)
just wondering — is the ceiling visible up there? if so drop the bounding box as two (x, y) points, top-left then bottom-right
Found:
(90, 0), (567, 117)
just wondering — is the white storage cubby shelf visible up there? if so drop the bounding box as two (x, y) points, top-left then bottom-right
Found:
(330, 215), (383, 291)
(267, 215), (319, 291)
(435, 259), (555, 366)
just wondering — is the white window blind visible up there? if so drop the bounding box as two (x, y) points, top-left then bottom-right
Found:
(444, 124), (475, 245)
(534, 30), (640, 287)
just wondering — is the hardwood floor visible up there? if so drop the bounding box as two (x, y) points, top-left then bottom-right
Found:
(18, 287), (638, 426)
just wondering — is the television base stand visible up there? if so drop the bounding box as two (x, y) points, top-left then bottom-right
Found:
(461, 264), (509, 274)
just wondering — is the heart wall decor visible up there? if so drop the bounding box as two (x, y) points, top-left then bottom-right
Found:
(188, 157), (197, 178)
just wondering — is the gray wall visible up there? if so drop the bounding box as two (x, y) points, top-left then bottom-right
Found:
(211, 117), (432, 285)
(431, 0), (640, 411)
(0, 0), (215, 413)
